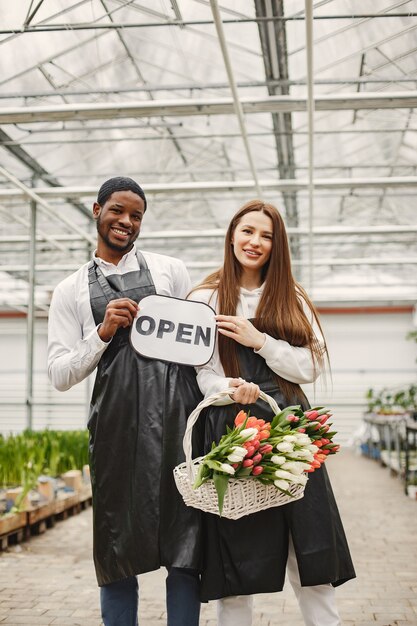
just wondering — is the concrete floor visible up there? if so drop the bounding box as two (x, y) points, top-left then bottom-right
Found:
(0, 449), (416, 625)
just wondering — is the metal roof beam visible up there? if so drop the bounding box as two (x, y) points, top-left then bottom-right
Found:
(4, 128), (417, 144)
(0, 128), (91, 218)
(1, 92), (416, 123)
(2, 13), (417, 34)
(2, 76), (417, 99)
(0, 166), (95, 245)
(209, 0), (261, 195)
(1, 176), (416, 200)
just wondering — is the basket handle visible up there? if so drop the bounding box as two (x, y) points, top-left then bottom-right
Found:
(183, 388), (281, 478)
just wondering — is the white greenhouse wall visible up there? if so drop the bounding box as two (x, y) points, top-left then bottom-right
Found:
(302, 308), (417, 444)
(0, 317), (92, 433)
(0, 308), (416, 444)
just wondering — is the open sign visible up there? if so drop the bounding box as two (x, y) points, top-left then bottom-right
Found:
(130, 294), (216, 366)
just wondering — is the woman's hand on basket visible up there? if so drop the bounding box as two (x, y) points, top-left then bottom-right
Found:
(216, 315), (265, 350)
(229, 378), (260, 404)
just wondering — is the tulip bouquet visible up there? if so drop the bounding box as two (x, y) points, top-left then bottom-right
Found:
(193, 404), (339, 515)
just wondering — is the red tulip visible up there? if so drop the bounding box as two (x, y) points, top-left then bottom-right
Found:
(252, 453), (262, 465)
(243, 459), (254, 467)
(252, 465), (264, 476)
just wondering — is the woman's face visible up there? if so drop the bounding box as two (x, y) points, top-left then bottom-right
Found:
(231, 210), (273, 274)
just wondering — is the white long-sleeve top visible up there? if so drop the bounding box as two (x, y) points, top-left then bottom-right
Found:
(47, 245), (191, 392)
(188, 285), (325, 401)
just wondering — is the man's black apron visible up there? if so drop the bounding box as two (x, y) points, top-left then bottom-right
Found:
(199, 343), (356, 601)
(87, 251), (203, 586)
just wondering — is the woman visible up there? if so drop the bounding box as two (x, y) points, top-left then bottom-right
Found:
(188, 200), (355, 626)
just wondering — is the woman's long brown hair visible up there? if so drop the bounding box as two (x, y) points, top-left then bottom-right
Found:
(191, 200), (327, 402)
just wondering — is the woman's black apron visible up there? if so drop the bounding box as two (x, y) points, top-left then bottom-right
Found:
(87, 251), (203, 586)
(200, 343), (356, 601)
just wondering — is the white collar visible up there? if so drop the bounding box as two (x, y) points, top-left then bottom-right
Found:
(240, 283), (264, 297)
(93, 244), (138, 269)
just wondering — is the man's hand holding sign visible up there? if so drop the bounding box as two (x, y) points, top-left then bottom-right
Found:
(130, 295), (216, 366)
(98, 298), (139, 342)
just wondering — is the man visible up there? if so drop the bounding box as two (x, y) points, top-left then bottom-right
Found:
(48, 177), (202, 626)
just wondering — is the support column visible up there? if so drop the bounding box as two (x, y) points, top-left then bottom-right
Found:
(26, 184), (37, 430)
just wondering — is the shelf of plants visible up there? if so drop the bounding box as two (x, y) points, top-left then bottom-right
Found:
(0, 429), (91, 549)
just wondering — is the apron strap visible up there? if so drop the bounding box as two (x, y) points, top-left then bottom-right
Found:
(88, 259), (117, 303)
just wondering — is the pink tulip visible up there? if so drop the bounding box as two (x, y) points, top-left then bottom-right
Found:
(252, 453), (262, 465)
(286, 414), (299, 422)
(244, 445), (255, 458)
(243, 459), (254, 467)
(304, 410), (320, 420)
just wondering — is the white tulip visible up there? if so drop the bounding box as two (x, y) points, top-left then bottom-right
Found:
(227, 446), (246, 462)
(290, 473), (308, 486)
(295, 434), (311, 445)
(292, 449), (314, 461)
(281, 461), (311, 475)
(274, 479), (290, 490)
(227, 453), (243, 462)
(270, 455), (286, 465)
(276, 441), (294, 453)
(240, 428), (258, 441)
(220, 463), (236, 475)
(275, 469), (294, 480)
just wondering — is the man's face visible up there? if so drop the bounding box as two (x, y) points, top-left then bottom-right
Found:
(93, 190), (145, 255)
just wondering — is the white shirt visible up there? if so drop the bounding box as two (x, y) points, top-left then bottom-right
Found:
(47, 245), (191, 392)
(188, 286), (325, 402)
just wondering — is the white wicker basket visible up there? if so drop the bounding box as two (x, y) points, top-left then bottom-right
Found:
(173, 389), (306, 520)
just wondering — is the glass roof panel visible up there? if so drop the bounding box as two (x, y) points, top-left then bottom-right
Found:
(0, 0), (416, 309)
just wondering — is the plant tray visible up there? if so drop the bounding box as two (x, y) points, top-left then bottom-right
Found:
(0, 511), (27, 536)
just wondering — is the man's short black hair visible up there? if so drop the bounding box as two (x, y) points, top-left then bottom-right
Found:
(97, 176), (147, 211)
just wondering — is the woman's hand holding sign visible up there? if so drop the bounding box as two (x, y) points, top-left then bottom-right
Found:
(215, 315), (265, 351)
(98, 298), (139, 342)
